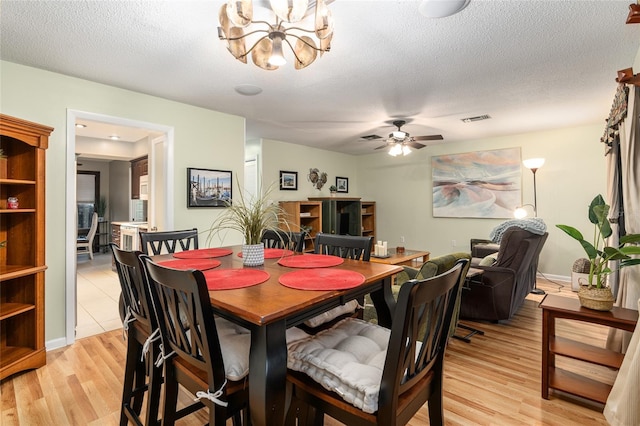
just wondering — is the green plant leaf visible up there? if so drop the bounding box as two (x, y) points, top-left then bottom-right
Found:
(620, 234), (640, 245)
(588, 194), (605, 225)
(556, 225), (584, 241)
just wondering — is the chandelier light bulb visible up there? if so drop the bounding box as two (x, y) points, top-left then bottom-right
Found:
(268, 32), (287, 66)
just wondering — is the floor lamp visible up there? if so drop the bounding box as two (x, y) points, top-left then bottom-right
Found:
(522, 158), (545, 295)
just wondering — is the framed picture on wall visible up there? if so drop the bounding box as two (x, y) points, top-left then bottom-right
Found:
(187, 168), (232, 208)
(431, 147), (521, 218)
(280, 171), (298, 190)
(336, 176), (348, 193)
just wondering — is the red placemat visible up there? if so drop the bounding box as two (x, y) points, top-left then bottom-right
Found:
(237, 248), (294, 259)
(157, 258), (221, 271)
(172, 248), (233, 259)
(279, 269), (365, 291)
(277, 254), (344, 268)
(203, 269), (270, 290)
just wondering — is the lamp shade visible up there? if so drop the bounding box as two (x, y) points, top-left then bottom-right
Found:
(523, 158), (545, 170)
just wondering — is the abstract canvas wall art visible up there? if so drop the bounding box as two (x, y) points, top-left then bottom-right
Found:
(432, 147), (522, 218)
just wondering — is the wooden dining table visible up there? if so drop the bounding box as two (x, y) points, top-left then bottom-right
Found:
(155, 246), (402, 426)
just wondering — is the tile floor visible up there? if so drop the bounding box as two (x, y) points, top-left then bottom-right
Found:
(76, 252), (123, 339)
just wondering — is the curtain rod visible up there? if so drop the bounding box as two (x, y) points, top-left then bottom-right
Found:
(616, 68), (640, 86)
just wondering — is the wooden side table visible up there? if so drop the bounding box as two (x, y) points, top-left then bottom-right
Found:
(369, 249), (430, 266)
(540, 294), (637, 403)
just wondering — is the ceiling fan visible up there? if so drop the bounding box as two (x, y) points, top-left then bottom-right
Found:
(368, 120), (443, 156)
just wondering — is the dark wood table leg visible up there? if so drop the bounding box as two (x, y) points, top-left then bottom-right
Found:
(368, 276), (395, 328)
(249, 320), (287, 426)
(541, 309), (552, 399)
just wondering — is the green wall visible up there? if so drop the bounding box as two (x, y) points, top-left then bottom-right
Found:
(1, 61), (245, 344)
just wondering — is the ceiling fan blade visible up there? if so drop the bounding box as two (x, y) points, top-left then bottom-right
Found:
(413, 134), (443, 141)
(374, 144), (389, 150)
(407, 141), (426, 149)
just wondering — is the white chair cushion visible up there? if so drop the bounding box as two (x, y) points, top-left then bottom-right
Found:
(303, 300), (359, 328)
(215, 317), (310, 381)
(288, 317), (390, 414)
(215, 317), (251, 381)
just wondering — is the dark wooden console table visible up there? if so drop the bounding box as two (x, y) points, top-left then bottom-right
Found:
(540, 294), (638, 404)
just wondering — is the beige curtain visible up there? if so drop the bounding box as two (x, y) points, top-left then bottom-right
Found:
(607, 84), (640, 353)
(604, 299), (640, 425)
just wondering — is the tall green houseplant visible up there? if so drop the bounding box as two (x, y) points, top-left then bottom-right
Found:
(556, 194), (640, 288)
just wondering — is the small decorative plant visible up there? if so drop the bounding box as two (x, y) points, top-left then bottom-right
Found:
(95, 196), (107, 218)
(556, 194), (640, 288)
(329, 185), (337, 193)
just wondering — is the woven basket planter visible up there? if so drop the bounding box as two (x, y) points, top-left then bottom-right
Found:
(578, 285), (615, 311)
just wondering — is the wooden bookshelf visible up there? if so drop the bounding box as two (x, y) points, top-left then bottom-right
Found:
(279, 201), (322, 252)
(0, 114), (52, 380)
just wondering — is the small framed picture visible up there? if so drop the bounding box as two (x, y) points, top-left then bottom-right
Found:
(187, 168), (232, 208)
(280, 171), (298, 190)
(336, 176), (348, 193)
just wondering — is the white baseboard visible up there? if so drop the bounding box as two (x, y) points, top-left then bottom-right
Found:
(46, 337), (68, 351)
(538, 272), (570, 283)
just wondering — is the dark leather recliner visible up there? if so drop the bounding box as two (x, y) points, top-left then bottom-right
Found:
(460, 227), (548, 322)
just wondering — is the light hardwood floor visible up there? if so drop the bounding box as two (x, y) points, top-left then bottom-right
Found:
(1, 278), (618, 425)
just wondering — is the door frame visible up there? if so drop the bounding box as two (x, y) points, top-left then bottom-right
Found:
(65, 110), (175, 345)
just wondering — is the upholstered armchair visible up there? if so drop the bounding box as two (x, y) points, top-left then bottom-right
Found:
(460, 227), (548, 322)
(364, 252), (471, 337)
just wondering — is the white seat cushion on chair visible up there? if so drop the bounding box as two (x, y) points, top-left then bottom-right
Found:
(303, 300), (359, 328)
(288, 317), (390, 414)
(215, 317), (310, 381)
(215, 317), (251, 381)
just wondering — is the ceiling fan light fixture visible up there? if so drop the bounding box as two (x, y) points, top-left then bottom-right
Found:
(388, 143), (403, 156)
(419, 0), (471, 18)
(392, 130), (406, 140)
(402, 145), (412, 156)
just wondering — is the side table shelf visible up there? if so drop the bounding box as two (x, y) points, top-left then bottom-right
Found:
(540, 294), (637, 404)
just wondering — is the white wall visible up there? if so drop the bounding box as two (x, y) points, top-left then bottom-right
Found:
(356, 123), (607, 278)
(1, 61), (245, 343)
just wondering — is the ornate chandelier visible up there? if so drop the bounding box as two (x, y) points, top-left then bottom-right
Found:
(217, 0), (334, 70)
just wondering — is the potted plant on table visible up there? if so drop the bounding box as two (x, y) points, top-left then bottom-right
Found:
(329, 185), (337, 196)
(556, 194), (640, 310)
(206, 183), (291, 266)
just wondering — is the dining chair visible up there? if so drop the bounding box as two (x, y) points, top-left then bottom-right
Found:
(109, 243), (162, 426)
(286, 259), (468, 426)
(77, 212), (99, 260)
(141, 256), (251, 426)
(313, 233), (373, 260)
(261, 229), (305, 252)
(139, 228), (198, 255)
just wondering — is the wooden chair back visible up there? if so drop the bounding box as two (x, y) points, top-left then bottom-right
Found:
(139, 228), (198, 255)
(109, 243), (162, 425)
(379, 259), (467, 424)
(109, 243), (155, 333)
(287, 259), (468, 426)
(261, 229), (304, 252)
(313, 233), (373, 261)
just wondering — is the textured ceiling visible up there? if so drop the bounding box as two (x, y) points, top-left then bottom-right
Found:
(1, 1), (639, 155)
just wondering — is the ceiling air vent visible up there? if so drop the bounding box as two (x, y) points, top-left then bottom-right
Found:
(361, 134), (382, 140)
(461, 114), (491, 123)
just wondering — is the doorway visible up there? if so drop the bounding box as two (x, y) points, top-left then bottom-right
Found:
(66, 110), (175, 344)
